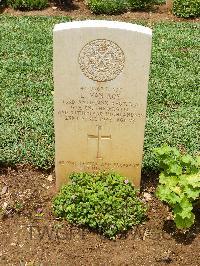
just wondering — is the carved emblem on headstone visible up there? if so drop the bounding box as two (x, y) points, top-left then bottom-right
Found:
(87, 125), (112, 160)
(79, 39), (125, 82)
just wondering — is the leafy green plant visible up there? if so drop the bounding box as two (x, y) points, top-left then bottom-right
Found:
(128, 0), (154, 10)
(53, 172), (146, 239)
(154, 145), (200, 229)
(8, 0), (48, 10)
(86, 0), (155, 14)
(173, 0), (200, 18)
(14, 202), (23, 212)
(86, 0), (128, 14)
(154, 0), (165, 3)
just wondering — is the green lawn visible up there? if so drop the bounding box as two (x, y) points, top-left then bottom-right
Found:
(0, 16), (199, 171)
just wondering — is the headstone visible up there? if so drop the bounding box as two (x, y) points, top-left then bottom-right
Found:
(53, 20), (152, 189)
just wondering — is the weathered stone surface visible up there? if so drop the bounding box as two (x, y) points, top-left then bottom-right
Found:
(53, 20), (152, 189)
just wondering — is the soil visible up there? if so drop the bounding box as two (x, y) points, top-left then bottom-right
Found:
(0, 166), (200, 266)
(1, 0), (199, 23)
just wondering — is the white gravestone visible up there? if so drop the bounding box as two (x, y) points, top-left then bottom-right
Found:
(53, 20), (152, 189)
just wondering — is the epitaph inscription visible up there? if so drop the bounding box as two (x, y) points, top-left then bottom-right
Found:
(58, 160), (140, 171)
(79, 39), (125, 82)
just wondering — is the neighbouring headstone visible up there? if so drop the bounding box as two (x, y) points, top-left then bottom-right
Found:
(53, 20), (152, 189)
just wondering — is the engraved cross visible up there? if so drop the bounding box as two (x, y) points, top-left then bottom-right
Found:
(87, 125), (111, 160)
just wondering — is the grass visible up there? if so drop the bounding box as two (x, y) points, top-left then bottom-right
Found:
(0, 16), (199, 171)
(154, 0), (166, 3)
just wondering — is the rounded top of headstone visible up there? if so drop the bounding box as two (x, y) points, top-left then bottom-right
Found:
(53, 20), (152, 36)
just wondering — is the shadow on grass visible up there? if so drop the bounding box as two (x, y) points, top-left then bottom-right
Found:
(0, 163), (54, 177)
(0, 2), (6, 14)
